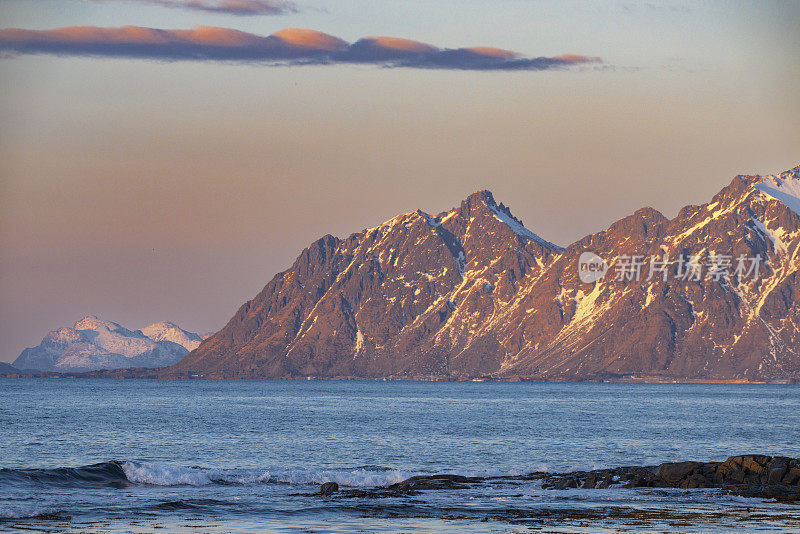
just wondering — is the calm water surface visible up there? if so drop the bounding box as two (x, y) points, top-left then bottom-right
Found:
(1, 379), (799, 532)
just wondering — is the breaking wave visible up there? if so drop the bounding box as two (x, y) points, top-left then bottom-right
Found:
(119, 462), (416, 487)
(0, 461), (537, 490)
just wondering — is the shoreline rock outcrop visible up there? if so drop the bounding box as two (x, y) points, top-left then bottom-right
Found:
(537, 455), (800, 501)
(333, 455), (800, 503)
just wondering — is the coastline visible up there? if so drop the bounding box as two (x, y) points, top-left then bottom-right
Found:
(3, 455), (799, 532)
(1, 370), (798, 384)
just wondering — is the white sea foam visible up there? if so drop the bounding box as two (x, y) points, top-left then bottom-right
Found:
(120, 462), (418, 488)
(119, 462), (535, 488)
(121, 463), (230, 486)
(0, 504), (59, 519)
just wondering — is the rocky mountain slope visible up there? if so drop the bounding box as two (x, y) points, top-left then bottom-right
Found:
(13, 316), (203, 372)
(166, 164), (800, 380)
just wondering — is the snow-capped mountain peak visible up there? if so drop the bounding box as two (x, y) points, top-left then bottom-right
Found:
(74, 315), (125, 333)
(13, 317), (203, 373)
(755, 164), (800, 216)
(142, 321), (203, 351)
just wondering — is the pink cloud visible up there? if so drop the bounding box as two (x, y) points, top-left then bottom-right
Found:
(0, 25), (603, 71)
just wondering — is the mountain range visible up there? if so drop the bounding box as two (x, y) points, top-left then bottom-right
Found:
(161, 164), (800, 381)
(12, 317), (203, 373)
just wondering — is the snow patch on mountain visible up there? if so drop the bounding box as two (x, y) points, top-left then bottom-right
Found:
(751, 218), (788, 255)
(484, 201), (564, 251)
(417, 210), (441, 228)
(755, 164), (800, 216)
(354, 329), (364, 358)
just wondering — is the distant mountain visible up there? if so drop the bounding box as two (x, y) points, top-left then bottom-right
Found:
(13, 316), (203, 373)
(164, 164), (800, 381)
(141, 321), (203, 351)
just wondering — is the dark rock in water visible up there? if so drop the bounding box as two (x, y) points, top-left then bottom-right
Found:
(733, 484), (800, 503)
(624, 475), (650, 488)
(769, 467), (788, 485)
(596, 474), (615, 489)
(319, 482), (339, 495)
(656, 461), (703, 484)
(784, 468), (800, 485)
(342, 474), (485, 498)
(388, 474), (478, 492)
(553, 477), (578, 490)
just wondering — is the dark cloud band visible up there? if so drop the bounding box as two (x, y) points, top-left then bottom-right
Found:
(89, 0), (297, 15)
(0, 26), (602, 71)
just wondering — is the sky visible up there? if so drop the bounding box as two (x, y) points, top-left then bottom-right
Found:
(0, 0), (798, 362)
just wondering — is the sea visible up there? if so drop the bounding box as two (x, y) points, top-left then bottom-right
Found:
(1, 379), (799, 533)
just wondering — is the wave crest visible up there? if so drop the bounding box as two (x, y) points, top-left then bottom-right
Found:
(0, 462), (129, 488)
(120, 462), (413, 487)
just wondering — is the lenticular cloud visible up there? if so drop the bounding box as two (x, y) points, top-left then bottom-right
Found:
(0, 25), (602, 71)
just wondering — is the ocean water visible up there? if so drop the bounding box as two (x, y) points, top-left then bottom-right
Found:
(1, 378), (799, 533)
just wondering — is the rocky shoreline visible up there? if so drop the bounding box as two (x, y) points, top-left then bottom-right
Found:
(536, 455), (800, 502)
(322, 455), (800, 503)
